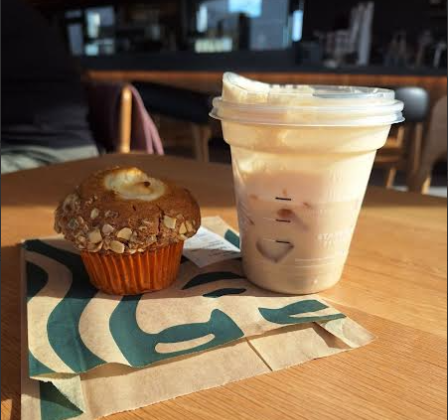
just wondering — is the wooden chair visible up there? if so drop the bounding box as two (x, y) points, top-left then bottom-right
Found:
(132, 81), (212, 162)
(375, 87), (430, 188)
(410, 96), (447, 194)
(117, 84), (133, 153)
(86, 81), (163, 155)
(191, 124), (212, 162)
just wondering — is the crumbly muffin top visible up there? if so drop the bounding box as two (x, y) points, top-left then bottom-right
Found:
(54, 167), (201, 255)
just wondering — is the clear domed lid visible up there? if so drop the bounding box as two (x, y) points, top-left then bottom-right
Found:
(210, 73), (405, 127)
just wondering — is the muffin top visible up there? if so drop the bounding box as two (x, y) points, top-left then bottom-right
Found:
(54, 167), (201, 255)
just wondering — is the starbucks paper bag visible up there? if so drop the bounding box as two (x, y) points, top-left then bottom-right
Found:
(21, 217), (374, 420)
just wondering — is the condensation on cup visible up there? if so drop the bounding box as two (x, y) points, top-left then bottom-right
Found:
(211, 73), (404, 295)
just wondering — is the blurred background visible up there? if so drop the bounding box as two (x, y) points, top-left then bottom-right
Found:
(3, 0), (447, 195)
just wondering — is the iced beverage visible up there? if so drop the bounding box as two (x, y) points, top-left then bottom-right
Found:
(211, 73), (404, 294)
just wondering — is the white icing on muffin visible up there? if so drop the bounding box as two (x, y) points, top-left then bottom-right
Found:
(104, 168), (166, 202)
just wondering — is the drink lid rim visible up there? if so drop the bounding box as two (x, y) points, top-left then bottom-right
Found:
(211, 95), (405, 127)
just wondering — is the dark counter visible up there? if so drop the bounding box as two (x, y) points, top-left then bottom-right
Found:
(80, 50), (447, 77)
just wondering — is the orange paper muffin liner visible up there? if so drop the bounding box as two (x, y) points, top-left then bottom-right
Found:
(81, 242), (184, 295)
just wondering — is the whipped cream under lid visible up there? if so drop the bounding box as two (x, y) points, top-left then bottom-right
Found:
(212, 73), (405, 127)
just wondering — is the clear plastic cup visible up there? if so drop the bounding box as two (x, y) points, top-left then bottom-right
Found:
(211, 73), (404, 295)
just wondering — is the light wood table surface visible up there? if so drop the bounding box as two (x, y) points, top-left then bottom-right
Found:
(2, 153), (447, 420)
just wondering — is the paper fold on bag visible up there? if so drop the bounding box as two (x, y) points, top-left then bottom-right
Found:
(22, 217), (375, 420)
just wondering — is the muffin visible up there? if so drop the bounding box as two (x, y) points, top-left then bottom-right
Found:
(54, 167), (201, 295)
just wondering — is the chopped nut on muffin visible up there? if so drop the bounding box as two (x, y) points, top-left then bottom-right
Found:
(55, 167), (201, 255)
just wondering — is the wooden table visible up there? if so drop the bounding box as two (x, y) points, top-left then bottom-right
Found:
(2, 154), (447, 420)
